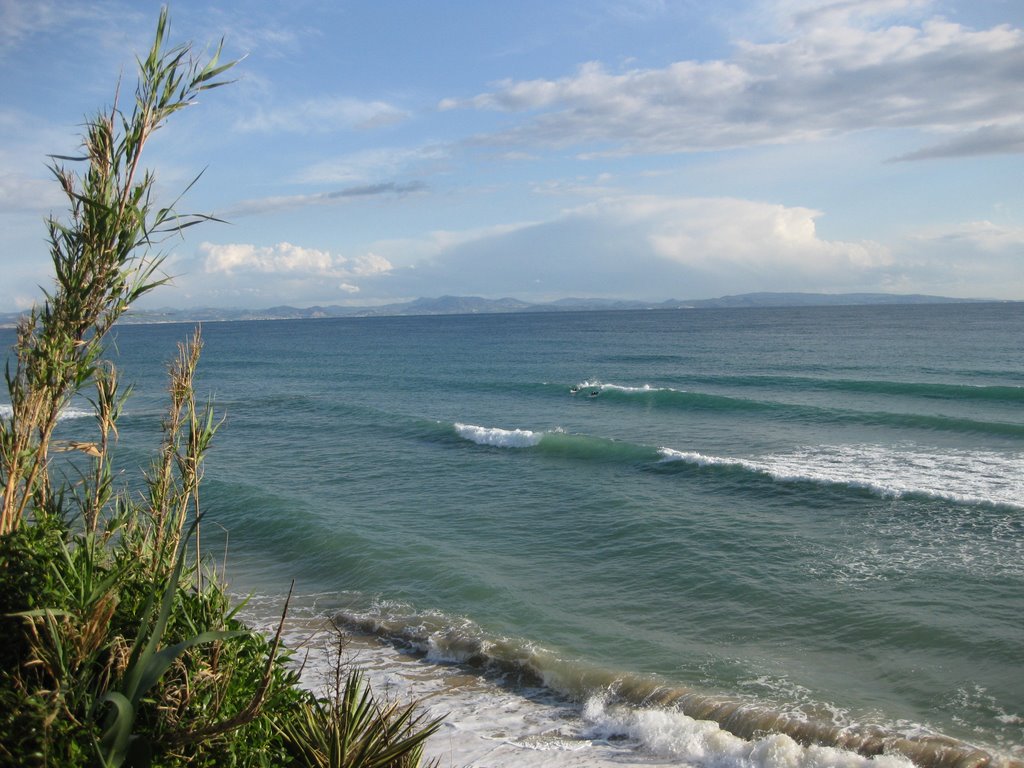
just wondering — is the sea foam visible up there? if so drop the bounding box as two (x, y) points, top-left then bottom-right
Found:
(0, 404), (92, 421)
(577, 380), (675, 393)
(454, 422), (544, 448)
(240, 592), (980, 768)
(658, 444), (1024, 510)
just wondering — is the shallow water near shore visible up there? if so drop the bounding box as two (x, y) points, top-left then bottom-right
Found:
(239, 591), (931, 768)
(7, 303), (1022, 766)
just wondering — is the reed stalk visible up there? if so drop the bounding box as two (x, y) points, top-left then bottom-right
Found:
(0, 9), (442, 767)
(0, 7), (233, 536)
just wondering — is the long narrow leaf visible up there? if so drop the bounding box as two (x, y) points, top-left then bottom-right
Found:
(97, 691), (134, 767)
(122, 519), (194, 706)
(135, 628), (248, 697)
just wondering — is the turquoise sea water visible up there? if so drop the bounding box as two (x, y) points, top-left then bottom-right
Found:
(6, 303), (1022, 766)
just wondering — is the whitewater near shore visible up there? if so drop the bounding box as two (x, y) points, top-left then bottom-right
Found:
(244, 594), (937, 768)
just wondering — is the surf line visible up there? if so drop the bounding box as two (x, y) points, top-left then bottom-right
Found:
(336, 610), (1016, 768)
(633, 684), (1013, 768)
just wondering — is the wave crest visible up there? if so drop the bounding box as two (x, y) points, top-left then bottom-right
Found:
(454, 422), (543, 448)
(332, 603), (1016, 768)
(658, 445), (1024, 510)
(0, 404), (92, 421)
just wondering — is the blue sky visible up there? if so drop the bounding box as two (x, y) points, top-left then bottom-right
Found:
(1, 0), (1022, 310)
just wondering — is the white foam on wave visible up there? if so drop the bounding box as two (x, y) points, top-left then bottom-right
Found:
(658, 443), (1024, 510)
(59, 407), (93, 421)
(577, 380), (679, 394)
(238, 592), (1021, 768)
(582, 697), (917, 768)
(239, 595), (921, 768)
(0, 403), (92, 421)
(454, 422), (544, 448)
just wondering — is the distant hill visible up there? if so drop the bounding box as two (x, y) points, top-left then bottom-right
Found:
(670, 292), (982, 308)
(0, 292), (1002, 328)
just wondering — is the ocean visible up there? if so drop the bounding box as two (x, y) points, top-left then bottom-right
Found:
(5, 302), (1022, 767)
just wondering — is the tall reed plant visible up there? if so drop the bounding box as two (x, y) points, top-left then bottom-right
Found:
(0, 9), (441, 767)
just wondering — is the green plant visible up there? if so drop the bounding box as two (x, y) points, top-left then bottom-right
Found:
(279, 627), (442, 768)
(94, 519), (246, 768)
(0, 6), (232, 537)
(281, 671), (440, 768)
(0, 8), (442, 768)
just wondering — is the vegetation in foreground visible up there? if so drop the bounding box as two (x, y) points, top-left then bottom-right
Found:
(0, 10), (440, 767)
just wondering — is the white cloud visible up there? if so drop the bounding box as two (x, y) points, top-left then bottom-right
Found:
(235, 96), (408, 134)
(441, 9), (1024, 160)
(222, 181), (427, 217)
(158, 242), (397, 307)
(367, 195), (896, 302)
(364, 221), (540, 269)
(0, 1), (61, 52)
(892, 221), (1024, 298)
(914, 220), (1024, 252)
(600, 196), (892, 273)
(0, 1), (136, 56)
(0, 107), (91, 214)
(199, 241), (393, 279)
(294, 145), (450, 185)
(0, 173), (66, 213)
(891, 123), (1024, 161)
(766, 0), (935, 33)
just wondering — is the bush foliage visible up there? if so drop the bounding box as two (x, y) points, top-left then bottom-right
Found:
(0, 10), (440, 767)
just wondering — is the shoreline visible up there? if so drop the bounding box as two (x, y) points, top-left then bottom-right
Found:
(239, 591), (1022, 768)
(239, 597), (648, 768)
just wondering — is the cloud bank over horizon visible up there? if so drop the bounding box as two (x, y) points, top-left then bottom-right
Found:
(160, 194), (1016, 307)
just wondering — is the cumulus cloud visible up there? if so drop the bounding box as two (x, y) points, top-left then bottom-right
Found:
(440, 7), (1024, 159)
(370, 195), (895, 301)
(199, 241), (392, 279)
(180, 197), (897, 306)
(162, 242), (396, 306)
(610, 196), (892, 272)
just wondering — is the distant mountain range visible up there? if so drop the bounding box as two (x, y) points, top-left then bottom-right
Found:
(0, 292), (1002, 327)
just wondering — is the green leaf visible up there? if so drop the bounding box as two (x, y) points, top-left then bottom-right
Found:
(136, 629), (249, 696)
(97, 691), (134, 768)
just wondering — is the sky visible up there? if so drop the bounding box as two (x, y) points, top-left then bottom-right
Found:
(1, 0), (1022, 311)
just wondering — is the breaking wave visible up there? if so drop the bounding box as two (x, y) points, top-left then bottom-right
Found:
(332, 601), (1018, 768)
(448, 421), (1024, 510)
(0, 403), (92, 421)
(454, 422), (544, 448)
(570, 381), (1024, 437)
(656, 445), (1024, 510)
